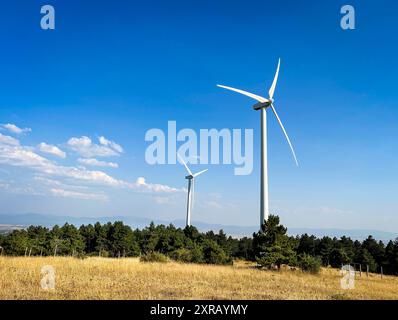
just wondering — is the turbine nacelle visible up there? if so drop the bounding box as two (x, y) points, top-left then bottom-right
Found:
(253, 101), (271, 111)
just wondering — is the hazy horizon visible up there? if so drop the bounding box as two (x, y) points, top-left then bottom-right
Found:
(1, 212), (398, 241)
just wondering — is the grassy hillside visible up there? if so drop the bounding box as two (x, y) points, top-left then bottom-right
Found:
(0, 257), (397, 300)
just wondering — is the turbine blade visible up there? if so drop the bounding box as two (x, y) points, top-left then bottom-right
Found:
(269, 58), (281, 99)
(177, 153), (193, 176)
(217, 85), (269, 103)
(271, 104), (299, 166)
(193, 169), (208, 178)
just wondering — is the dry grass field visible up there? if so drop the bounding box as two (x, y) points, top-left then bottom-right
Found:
(0, 256), (397, 300)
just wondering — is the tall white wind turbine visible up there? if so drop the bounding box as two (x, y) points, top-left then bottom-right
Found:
(217, 59), (298, 230)
(177, 154), (208, 227)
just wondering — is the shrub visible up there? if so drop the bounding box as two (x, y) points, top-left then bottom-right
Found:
(298, 254), (322, 274)
(98, 250), (110, 258)
(74, 252), (87, 259)
(189, 244), (205, 263)
(202, 239), (232, 265)
(171, 245), (204, 264)
(140, 251), (169, 263)
(171, 248), (193, 263)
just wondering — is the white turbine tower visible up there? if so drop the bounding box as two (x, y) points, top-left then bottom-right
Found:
(178, 154), (208, 227)
(217, 58), (298, 230)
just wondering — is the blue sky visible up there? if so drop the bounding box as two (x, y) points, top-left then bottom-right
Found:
(0, 0), (397, 232)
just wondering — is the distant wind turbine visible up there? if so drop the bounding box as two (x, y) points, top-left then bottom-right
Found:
(217, 58), (298, 230)
(177, 154), (208, 227)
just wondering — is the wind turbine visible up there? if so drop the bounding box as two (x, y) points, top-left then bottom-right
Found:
(217, 58), (298, 230)
(177, 154), (208, 227)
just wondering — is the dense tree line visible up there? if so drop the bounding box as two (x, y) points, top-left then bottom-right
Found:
(0, 217), (397, 274)
(0, 222), (233, 265)
(252, 216), (398, 275)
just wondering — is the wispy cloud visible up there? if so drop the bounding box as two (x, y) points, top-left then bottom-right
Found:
(0, 145), (50, 168)
(51, 188), (108, 201)
(0, 133), (20, 146)
(202, 200), (223, 209)
(1, 123), (31, 135)
(133, 177), (182, 193)
(77, 158), (118, 168)
(0, 182), (10, 189)
(67, 136), (123, 158)
(34, 176), (89, 190)
(276, 205), (355, 216)
(318, 206), (354, 215)
(38, 142), (66, 159)
(0, 180), (44, 196)
(99, 136), (123, 153)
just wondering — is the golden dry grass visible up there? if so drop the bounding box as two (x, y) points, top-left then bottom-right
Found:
(0, 256), (397, 300)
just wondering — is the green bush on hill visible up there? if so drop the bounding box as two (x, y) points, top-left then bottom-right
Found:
(140, 251), (170, 263)
(298, 254), (322, 274)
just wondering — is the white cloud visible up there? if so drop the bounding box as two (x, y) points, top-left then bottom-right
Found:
(0, 127), (180, 197)
(1, 123), (31, 135)
(34, 176), (89, 191)
(0, 144), (121, 186)
(67, 136), (123, 158)
(99, 136), (124, 153)
(0, 143), (181, 194)
(77, 158), (118, 168)
(0, 145), (49, 168)
(43, 164), (124, 187)
(0, 133), (20, 146)
(133, 177), (180, 193)
(51, 188), (108, 201)
(38, 142), (66, 159)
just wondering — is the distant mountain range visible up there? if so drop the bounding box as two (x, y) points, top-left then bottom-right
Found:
(0, 213), (397, 241)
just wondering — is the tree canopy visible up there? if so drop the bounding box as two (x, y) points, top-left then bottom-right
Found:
(0, 217), (397, 275)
